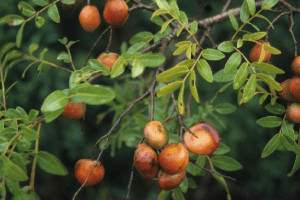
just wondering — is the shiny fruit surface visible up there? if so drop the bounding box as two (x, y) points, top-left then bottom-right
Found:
(62, 102), (86, 120)
(97, 52), (120, 69)
(249, 41), (271, 63)
(292, 56), (300, 75)
(79, 5), (101, 33)
(103, 0), (129, 27)
(144, 121), (168, 150)
(286, 102), (300, 124)
(74, 159), (105, 186)
(288, 76), (300, 100)
(134, 143), (159, 179)
(158, 143), (189, 175)
(279, 79), (298, 102)
(157, 170), (186, 191)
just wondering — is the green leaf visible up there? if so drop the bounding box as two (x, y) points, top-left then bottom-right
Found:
(246, 0), (256, 15)
(161, 19), (174, 33)
(187, 178), (197, 189)
(37, 151), (68, 175)
(20, 125), (38, 141)
(265, 103), (285, 115)
(0, 42), (16, 61)
(233, 62), (248, 90)
(287, 154), (300, 177)
(174, 59), (195, 69)
(178, 84), (185, 115)
(44, 109), (63, 123)
(158, 190), (171, 200)
(129, 31), (153, 45)
(28, 43), (39, 55)
(261, 134), (280, 158)
(242, 74), (256, 103)
(218, 41), (234, 53)
(173, 45), (189, 56)
(212, 173), (231, 200)
(179, 177), (188, 193)
(256, 116), (282, 128)
(202, 49), (225, 61)
(0, 14), (24, 26)
(41, 90), (68, 113)
(61, 0), (75, 4)
(3, 157), (28, 181)
(262, 0), (279, 9)
(151, 9), (169, 19)
(213, 143), (231, 155)
(28, 109), (39, 123)
(224, 52), (242, 74)
(172, 188), (185, 200)
(211, 156), (242, 171)
(189, 71), (200, 103)
(257, 73), (281, 91)
(243, 32), (267, 41)
(47, 3), (60, 23)
(157, 81), (182, 97)
(69, 84), (115, 105)
(264, 45), (281, 55)
(214, 69), (236, 82)
(18, 1), (36, 17)
(6, 178), (22, 196)
(156, 0), (170, 10)
(131, 60), (144, 78)
(190, 20), (198, 35)
(282, 121), (296, 140)
(110, 56), (126, 78)
(196, 59), (213, 83)
(190, 156), (206, 176)
(87, 59), (110, 76)
(240, 0), (250, 22)
(237, 39), (243, 48)
(251, 62), (284, 74)
(57, 52), (70, 63)
(135, 53), (166, 68)
(176, 26), (184, 37)
(169, 0), (180, 18)
(215, 103), (236, 114)
(32, 0), (48, 6)
(280, 134), (300, 154)
(179, 11), (188, 25)
(228, 13), (238, 30)
(156, 66), (189, 82)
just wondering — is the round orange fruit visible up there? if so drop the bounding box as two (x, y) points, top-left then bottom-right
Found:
(157, 169), (186, 191)
(97, 52), (120, 69)
(103, 0), (129, 28)
(249, 41), (271, 63)
(62, 102), (86, 120)
(79, 5), (101, 33)
(144, 121), (168, 150)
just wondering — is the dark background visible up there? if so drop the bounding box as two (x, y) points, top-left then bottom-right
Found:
(0, 0), (299, 199)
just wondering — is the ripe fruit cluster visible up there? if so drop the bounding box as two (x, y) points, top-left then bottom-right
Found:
(78, 0), (129, 33)
(249, 41), (271, 63)
(134, 121), (220, 191)
(279, 56), (300, 124)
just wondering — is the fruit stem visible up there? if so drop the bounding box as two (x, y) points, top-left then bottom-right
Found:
(29, 123), (41, 193)
(87, 0), (90, 5)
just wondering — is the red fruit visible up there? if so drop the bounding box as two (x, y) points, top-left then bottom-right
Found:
(157, 170), (186, 191)
(158, 143), (189, 175)
(79, 5), (101, 33)
(288, 76), (300, 100)
(103, 0), (129, 28)
(279, 79), (298, 102)
(74, 159), (105, 186)
(286, 102), (300, 124)
(183, 123), (220, 155)
(292, 56), (300, 75)
(195, 123), (220, 145)
(134, 143), (159, 179)
(249, 41), (271, 63)
(97, 52), (120, 69)
(62, 102), (86, 120)
(144, 121), (168, 150)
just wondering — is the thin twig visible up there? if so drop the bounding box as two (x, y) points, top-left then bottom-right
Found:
(265, 11), (290, 40)
(288, 12), (298, 57)
(106, 28), (113, 52)
(279, 0), (300, 13)
(221, 0), (232, 13)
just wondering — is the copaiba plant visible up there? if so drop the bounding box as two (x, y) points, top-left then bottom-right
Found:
(0, 0), (299, 200)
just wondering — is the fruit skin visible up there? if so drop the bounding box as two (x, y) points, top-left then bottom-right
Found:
(74, 159), (105, 186)
(184, 123), (220, 155)
(158, 143), (189, 175)
(286, 102), (300, 124)
(134, 143), (159, 179)
(279, 79), (298, 102)
(97, 52), (120, 69)
(249, 41), (271, 63)
(61, 0), (83, 11)
(79, 5), (101, 33)
(292, 56), (300, 75)
(144, 121), (168, 150)
(288, 76), (300, 100)
(157, 169), (186, 191)
(62, 102), (86, 120)
(103, 0), (129, 28)
(196, 123), (220, 145)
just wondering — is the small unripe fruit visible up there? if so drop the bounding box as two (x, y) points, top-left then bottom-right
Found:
(157, 170), (186, 191)
(74, 159), (105, 186)
(249, 41), (271, 63)
(288, 76), (300, 100)
(291, 56), (300, 75)
(62, 102), (86, 120)
(279, 79), (298, 102)
(144, 121), (168, 150)
(103, 0), (129, 28)
(134, 143), (159, 179)
(61, 0), (83, 11)
(158, 143), (189, 175)
(79, 5), (101, 33)
(97, 52), (120, 69)
(286, 102), (300, 124)
(184, 123), (220, 155)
